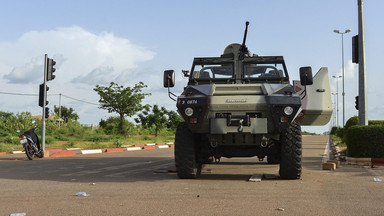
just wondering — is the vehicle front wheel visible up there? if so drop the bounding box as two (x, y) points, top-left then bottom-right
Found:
(279, 121), (302, 179)
(174, 122), (201, 179)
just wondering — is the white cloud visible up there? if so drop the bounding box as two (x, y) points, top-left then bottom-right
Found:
(344, 59), (358, 80)
(0, 26), (156, 85)
(0, 26), (157, 124)
(3, 56), (43, 83)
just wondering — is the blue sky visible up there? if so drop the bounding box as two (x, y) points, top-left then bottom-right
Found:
(0, 0), (382, 133)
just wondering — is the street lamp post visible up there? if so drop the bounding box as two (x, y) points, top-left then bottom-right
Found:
(332, 75), (342, 127)
(334, 29), (351, 127)
(332, 93), (337, 127)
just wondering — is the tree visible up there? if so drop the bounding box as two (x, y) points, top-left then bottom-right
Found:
(135, 105), (183, 136)
(166, 110), (183, 130)
(99, 116), (134, 135)
(54, 106), (79, 123)
(94, 81), (150, 134)
(0, 112), (35, 135)
(0, 111), (13, 120)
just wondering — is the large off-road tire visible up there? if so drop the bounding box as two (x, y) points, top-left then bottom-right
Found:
(279, 121), (302, 179)
(267, 140), (280, 164)
(174, 122), (201, 179)
(25, 143), (34, 160)
(267, 154), (280, 164)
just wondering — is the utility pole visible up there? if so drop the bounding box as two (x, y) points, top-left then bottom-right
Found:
(59, 93), (62, 128)
(41, 54), (48, 156)
(358, 0), (368, 125)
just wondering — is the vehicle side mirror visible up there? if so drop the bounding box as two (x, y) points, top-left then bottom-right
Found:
(299, 67), (313, 86)
(163, 70), (175, 88)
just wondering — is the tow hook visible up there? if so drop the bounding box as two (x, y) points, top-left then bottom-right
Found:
(214, 156), (221, 163)
(261, 137), (268, 147)
(237, 119), (244, 133)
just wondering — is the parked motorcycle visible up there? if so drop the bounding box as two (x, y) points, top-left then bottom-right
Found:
(19, 128), (43, 160)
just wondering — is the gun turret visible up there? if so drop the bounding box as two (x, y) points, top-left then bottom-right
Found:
(239, 21), (250, 60)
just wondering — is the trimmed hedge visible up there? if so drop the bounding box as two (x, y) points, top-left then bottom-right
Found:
(369, 120), (384, 126)
(346, 125), (384, 158)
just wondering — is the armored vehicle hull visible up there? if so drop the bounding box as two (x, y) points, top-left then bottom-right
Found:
(164, 26), (332, 179)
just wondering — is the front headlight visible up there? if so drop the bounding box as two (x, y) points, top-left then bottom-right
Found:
(185, 107), (194, 116)
(283, 106), (294, 116)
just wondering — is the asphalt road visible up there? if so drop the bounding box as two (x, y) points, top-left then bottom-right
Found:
(1, 135), (384, 216)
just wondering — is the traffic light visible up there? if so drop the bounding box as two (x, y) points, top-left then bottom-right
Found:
(38, 84), (49, 107)
(47, 58), (56, 81)
(352, 35), (359, 64)
(355, 96), (359, 110)
(45, 107), (50, 119)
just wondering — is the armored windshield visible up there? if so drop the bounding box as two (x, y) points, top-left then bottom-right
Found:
(243, 63), (286, 79)
(189, 56), (288, 84)
(192, 63), (234, 79)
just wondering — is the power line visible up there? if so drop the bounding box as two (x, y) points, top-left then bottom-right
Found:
(0, 91), (38, 96)
(61, 94), (99, 106)
(0, 91), (99, 106)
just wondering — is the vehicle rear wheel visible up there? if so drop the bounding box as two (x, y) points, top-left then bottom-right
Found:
(279, 121), (302, 179)
(25, 143), (34, 160)
(174, 122), (201, 179)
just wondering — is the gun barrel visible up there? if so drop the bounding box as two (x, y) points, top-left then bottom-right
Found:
(242, 21), (250, 46)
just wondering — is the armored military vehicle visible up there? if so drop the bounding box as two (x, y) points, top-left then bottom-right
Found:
(163, 22), (332, 179)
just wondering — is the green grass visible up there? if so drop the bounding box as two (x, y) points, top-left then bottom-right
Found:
(0, 143), (20, 152)
(302, 131), (318, 135)
(0, 134), (175, 152)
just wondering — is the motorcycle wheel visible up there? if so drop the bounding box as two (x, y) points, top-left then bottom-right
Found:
(36, 151), (44, 158)
(25, 143), (34, 160)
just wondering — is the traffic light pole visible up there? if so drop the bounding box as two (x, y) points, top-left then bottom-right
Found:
(358, 0), (368, 125)
(41, 54), (48, 156)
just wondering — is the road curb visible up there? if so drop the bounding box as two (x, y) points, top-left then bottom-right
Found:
(134, 144), (145, 147)
(372, 158), (384, 166)
(81, 149), (103, 154)
(11, 151), (24, 154)
(143, 146), (157, 150)
(344, 157), (384, 167)
(105, 148), (125, 152)
(127, 146), (143, 151)
(0, 142), (175, 158)
(50, 150), (77, 157)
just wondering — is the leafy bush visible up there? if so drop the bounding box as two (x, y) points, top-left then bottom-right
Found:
(340, 116), (359, 142)
(86, 135), (111, 142)
(45, 136), (55, 144)
(0, 112), (37, 135)
(369, 120), (384, 126)
(99, 116), (135, 136)
(336, 127), (344, 139)
(54, 133), (69, 141)
(64, 142), (76, 148)
(346, 125), (384, 158)
(330, 127), (339, 135)
(345, 116), (358, 130)
(113, 139), (122, 148)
